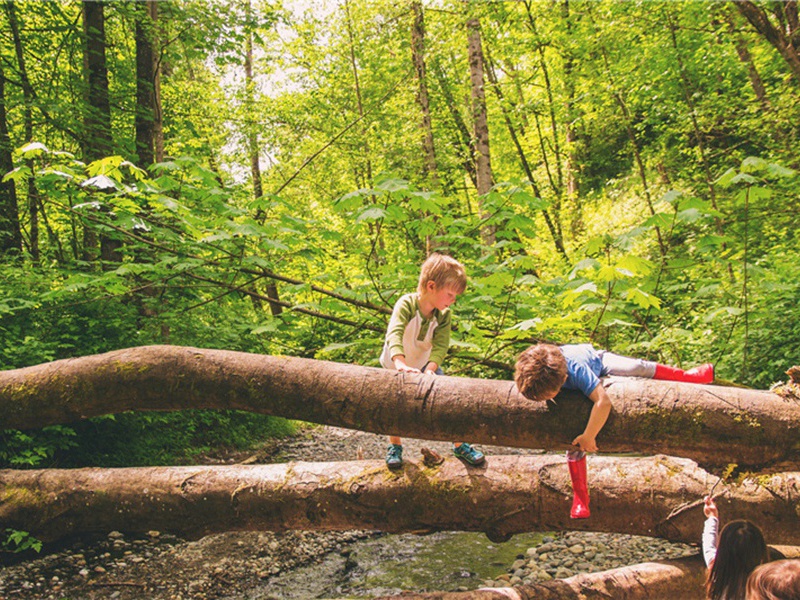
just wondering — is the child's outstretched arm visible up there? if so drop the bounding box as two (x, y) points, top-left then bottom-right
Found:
(572, 385), (612, 453)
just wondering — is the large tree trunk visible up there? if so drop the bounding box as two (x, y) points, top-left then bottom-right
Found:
(0, 346), (797, 468)
(1, 455), (799, 545)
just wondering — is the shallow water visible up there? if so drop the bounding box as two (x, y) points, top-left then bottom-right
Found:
(252, 530), (547, 599)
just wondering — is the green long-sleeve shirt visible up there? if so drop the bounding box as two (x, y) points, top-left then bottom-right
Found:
(379, 292), (452, 370)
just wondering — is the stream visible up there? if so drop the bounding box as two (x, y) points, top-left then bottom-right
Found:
(252, 531), (547, 599)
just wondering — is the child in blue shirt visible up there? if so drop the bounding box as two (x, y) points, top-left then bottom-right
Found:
(514, 343), (714, 518)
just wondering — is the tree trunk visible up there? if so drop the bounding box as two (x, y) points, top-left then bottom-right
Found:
(244, 0), (282, 316)
(0, 59), (21, 256)
(2, 454), (799, 546)
(134, 0), (157, 166)
(484, 52), (569, 263)
(0, 346), (797, 468)
(5, 0), (40, 262)
(466, 18), (495, 246)
(81, 0), (113, 161)
(735, 0), (800, 86)
(431, 57), (477, 189)
(411, 0), (437, 184)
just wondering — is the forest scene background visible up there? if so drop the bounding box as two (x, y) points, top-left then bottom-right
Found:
(0, 0), (798, 508)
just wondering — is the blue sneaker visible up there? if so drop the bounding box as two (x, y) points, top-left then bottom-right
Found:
(386, 444), (403, 469)
(453, 443), (485, 466)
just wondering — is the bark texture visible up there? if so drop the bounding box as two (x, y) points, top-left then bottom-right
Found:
(1, 455), (799, 545)
(1, 346), (797, 468)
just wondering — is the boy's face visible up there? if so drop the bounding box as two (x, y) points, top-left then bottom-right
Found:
(426, 281), (460, 311)
(535, 386), (561, 402)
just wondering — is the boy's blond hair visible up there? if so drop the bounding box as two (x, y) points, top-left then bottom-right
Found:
(417, 253), (467, 296)
(514, 343), (568, 401)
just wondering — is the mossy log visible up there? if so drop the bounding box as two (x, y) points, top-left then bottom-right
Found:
(0, 346), (797, 468)
(375, 546), (800, 600)
(1, 454), (799, 545)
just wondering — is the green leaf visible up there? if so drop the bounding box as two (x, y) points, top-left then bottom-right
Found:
(355, 206), (388, 222)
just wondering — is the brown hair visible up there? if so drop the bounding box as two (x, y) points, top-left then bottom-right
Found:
(418, 253), (467, 296)
(746, 560), (800, 600)
(514, 344), (568, 402)
(707, 520), (768, 600)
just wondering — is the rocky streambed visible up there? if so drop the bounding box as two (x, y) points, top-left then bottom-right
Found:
(0, 427), (698, 599)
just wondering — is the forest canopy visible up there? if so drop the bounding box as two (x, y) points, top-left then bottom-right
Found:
(0, 0), (798, 470)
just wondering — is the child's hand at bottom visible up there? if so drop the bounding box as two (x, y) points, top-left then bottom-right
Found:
(571, 433), (598, 453)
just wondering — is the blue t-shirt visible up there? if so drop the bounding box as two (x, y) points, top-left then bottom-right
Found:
(561, 344), (604, 398)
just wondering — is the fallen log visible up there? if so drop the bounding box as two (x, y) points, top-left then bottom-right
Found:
(374, 546), (800, 600)
(0, 346), (796, 467)
(2, 454), (798, 545)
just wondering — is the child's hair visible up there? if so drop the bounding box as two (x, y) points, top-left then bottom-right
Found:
(514, 343), (568, 402)
(707, 520), (768, 600)
(417, 253), (467, 295)
(746, 559), (800, 600)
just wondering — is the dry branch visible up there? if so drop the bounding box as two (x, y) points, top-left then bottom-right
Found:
(2, 454), (798, 545)
(1, 346), (797, 467)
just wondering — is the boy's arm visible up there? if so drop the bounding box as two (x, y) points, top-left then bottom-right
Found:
(571, 384), (612, 453)
(393, 355), (421, 373)
(428, 310), (452, 368)
(385, 296), (416, 370)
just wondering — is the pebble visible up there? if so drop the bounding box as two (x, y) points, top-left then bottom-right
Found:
(480, 531), (696, 588)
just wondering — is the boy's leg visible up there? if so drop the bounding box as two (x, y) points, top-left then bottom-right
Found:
(428, 363), (486, 466)
(601, 350), (713, 384)
(453, 442), (485, 465)
(567, 449), (590, 519)
(653, 363), (714, 384)
(599, 351), (656, 378)
(386, 436), (403, 469)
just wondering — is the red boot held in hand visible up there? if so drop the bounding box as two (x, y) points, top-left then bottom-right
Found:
(567, 450), (590, 519)
(654, 363), (714, 384)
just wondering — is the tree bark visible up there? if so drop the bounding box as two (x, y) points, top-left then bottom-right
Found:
(0, 58), (21, 256)
(484, 52), (568, 263)
(134, 0), (157, 166)
(431, 57), (477, 190)
(0, 346), (797, 468)
(466, 18), (496, 245)
(5, 0), (40, 262)
(411, 0), (437, 184)
(735, 0), (800, 86)
(2, 454), (799, 546)
(81, 0), (113, 161)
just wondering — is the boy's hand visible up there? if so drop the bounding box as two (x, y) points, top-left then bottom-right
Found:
(394, 359), (421, 374)
(703, 496), (718, 519)
(571, 434), (598, 453)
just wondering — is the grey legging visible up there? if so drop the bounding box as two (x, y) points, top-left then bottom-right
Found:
(597, 350), (656, 378)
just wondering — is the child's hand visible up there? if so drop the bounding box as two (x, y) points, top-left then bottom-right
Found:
(571, 434), (598, 453)
(703, 496), (718, 519)
(395, 363), (421, 374)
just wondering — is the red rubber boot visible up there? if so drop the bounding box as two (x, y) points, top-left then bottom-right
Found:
(567, 451), (590, 519)
(654, 363), (714, 384)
